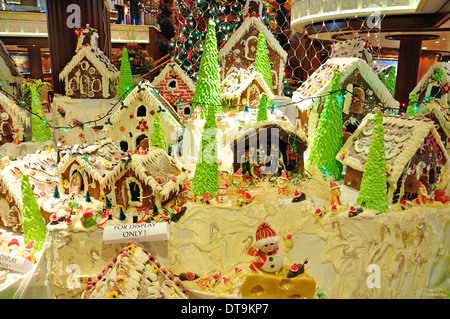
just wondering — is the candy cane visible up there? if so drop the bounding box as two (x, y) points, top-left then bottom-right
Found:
(209, 222), (220, 242)
(397, 252), (405, 268)
(90, 248), (100, 266)
(342, 246), (357, 257)
(381, 224), (391, 240)
(57, 236), (72, 249)
(107, 278), (124, 295)
(417, 220), (426, 238)
(242, 235), (253, 254)
(332, 221), (344, 238)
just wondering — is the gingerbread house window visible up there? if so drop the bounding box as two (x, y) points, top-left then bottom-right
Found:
(137, 105), (147, 117)
(128, 181), (142, 203)
(136, 134), (148, 149)
(167, 78), (178, 90)
(120, 140), (129, 152)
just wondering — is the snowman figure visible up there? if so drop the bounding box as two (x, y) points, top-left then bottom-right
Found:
(216, 184), (229, 204)
(247, 222), (284, 274)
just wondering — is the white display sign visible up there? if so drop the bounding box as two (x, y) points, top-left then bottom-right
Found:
(0, 253), (34, 273)
(103, 222), (170, 244)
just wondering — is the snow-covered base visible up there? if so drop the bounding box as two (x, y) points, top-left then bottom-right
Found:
(0, 140), (56, 160)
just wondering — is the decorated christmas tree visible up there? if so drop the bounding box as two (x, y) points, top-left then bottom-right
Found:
(191, 20), (222, 117)
(356, 112), (388, 214)
(117, 47), (134, 100)
(30, 85), (53, 143)
(255, 32), (274, 95)
(192, 94), (219, 197)
(307, 70), (343, 180)
(385, 67), (396, 97)
(256, 93), (268, 122)
(21, 174), (47, 251)
(152, 111), (166, 150)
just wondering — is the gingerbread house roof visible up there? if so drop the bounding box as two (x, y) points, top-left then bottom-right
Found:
(57, 138), (188, 202)
(293, 57), (399, 112)
(328, 37), (374, 67)
(337, 112), (450, 202)
(103, 81), (181, 139)
(151, 62), (196, 94)
(59, 45), (119, 99)
(221, 68), (274, 101)
(0, 91), (30, 127)
(0, 41), (23, 86)
(82, 242), (188, 299)
(0, 150), (59, 220)
(218, 16), (288, 64)
(410, 62), (450, 97)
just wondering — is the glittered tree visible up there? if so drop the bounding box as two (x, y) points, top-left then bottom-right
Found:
(192, 96), (219, 197)
(307, 70), (343, 180)
(356, 112), (388, 214)
(151, 111), (166, 150)
(191, 20), (222, 117)
(85, 190), (91, 202)
(117, 47), (134, 100)
(21, 174), (47, 251)
(255, 32), (274, 95)
(385, 67), (396, 97)
(30, 85), (53, 143)
(53, 185), (60, 199)
(256, 93), (268, 122)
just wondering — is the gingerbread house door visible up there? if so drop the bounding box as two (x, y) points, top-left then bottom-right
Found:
(247, 83), (261, 108)
(70, 171), (84, 196)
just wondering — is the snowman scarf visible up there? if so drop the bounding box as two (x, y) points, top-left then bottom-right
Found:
(247, 246), (279, 271)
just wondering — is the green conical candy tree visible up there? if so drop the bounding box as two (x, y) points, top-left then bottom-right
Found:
(385, 67), (396, 97)
(117, 47), (134, 100)
(152, 111), (166, 150)
(255, 32), (273, 95)
(356, 112), (388, 214)
(31, 85), (53, 143)
(85, 190), (91, 202)
(191, 20), (222, 117)
(256, 93), (268, 122)
(307, 70), (343, 180)
(21, 174), (48, 251)
(405, 93), (418, 118)
(192, 96), (219, 197)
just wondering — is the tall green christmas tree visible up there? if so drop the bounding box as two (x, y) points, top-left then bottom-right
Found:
(191, 20), (222, 117)
(31, 85), (53, 143)
(356, 112), (388, 214)
(256, 93), (268, 122)
(192, 95), (219, 197)
(117, 47), (134, 100)
(152, 111), (166, 150)
(385, 67), (396, 97)
(21, 174), (48, 251)
(255, 32), (274, 95)
(307, 70), (343, 180)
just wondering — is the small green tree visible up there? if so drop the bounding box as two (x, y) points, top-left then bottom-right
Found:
(256, 93), (268, 122)
(192, 97), (219, 197)
(356, 112), (388, 214)
(152, 111), (166, 150)
(406, 93), (418, 118)
(255, 32), (274, 95)
(385, 67), (396, 97)
(307, 70), (343, 180)
(21, 174), (48, 251)
(191, 20), (222, 117)
(117, 47), (134, 100)
(31, 85), (53, 143)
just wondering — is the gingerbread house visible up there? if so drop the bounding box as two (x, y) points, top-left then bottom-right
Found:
(293, 57), (400, 145)
(59, 25), (119, 99)
(328, 36), (374, 68)
(151, 62), (196, 122)
(218, 0), (287, 97)
(410, 62), (450, 107)
(102, 81), (182, 153)
(0, 150), (59, 232)
(336, 113), (450, 203)
(56, 138), (188, 210)
(0, 41), (23, 100)
(221, 68), (274, 111)
(416, 99), (450, 153)
(231, 120), (308, 178)
(0, 91), (30, 145)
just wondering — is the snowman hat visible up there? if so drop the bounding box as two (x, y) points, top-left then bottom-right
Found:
(294, 189), (301, 197)
(25, 241), (35, 250)
(219, 183), (229, 189)
(255, 222), (279, 249)
(418, 181), (426, 189)
(330, 181), (340, 190)
(8, 238), (19, 247)
(279, 170), (288, 180)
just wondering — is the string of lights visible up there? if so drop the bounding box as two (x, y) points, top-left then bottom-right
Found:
(0, 80), (401, 133)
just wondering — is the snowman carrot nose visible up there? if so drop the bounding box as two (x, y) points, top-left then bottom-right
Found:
(267, 245), (273, 252)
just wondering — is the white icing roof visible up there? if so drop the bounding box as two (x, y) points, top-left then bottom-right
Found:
(293, 57), (399, 112)
(221, 68), (274, 101)
(410, 62), (450, 97)
(0, 91), (30, 127)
